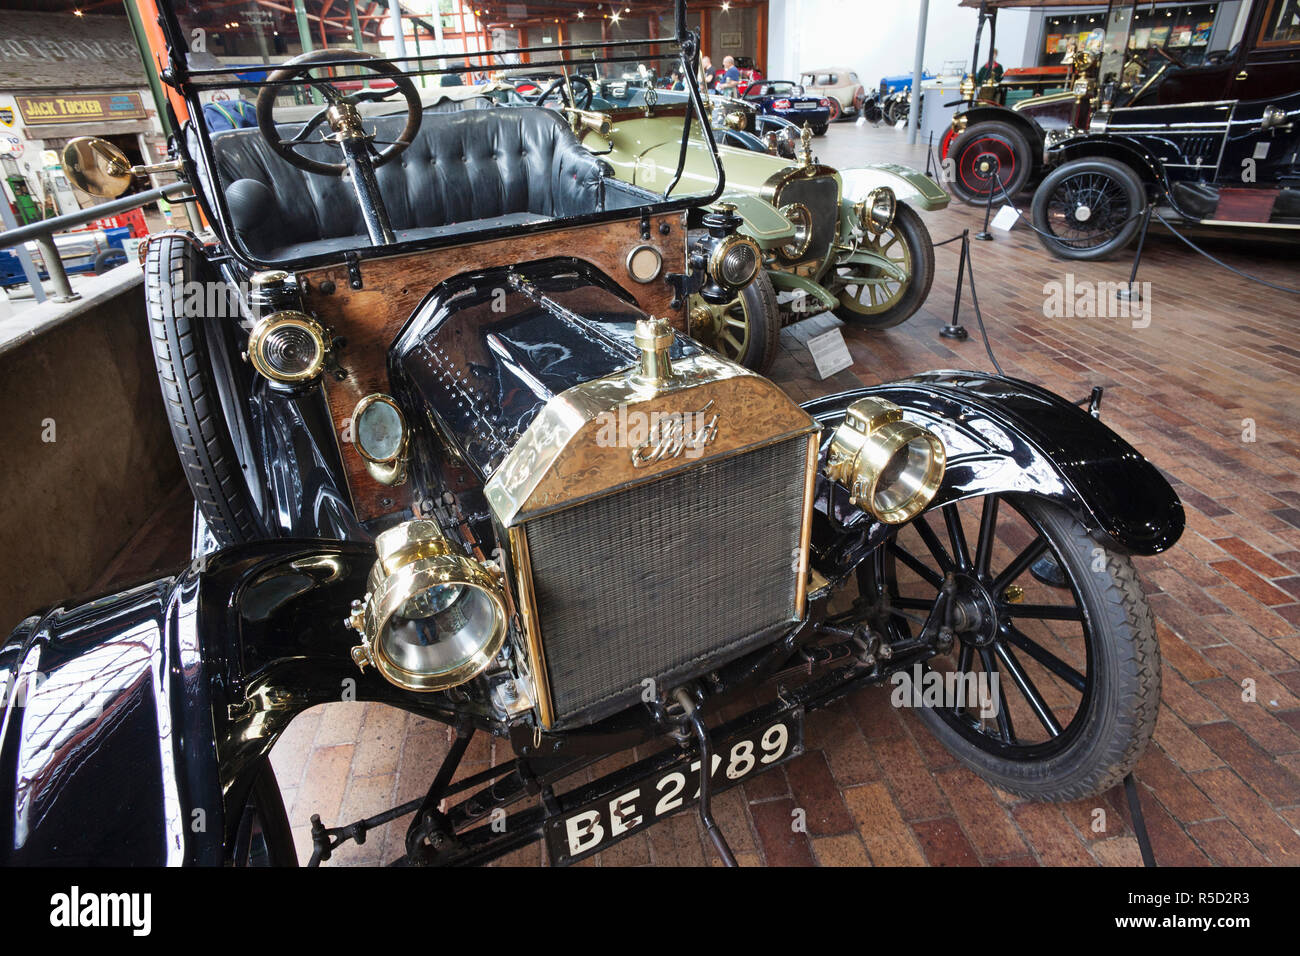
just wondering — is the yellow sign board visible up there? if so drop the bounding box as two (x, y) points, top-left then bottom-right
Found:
(16, 92), (146, 126)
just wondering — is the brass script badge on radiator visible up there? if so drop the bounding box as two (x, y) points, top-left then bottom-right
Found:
(629, 400), (720, 467)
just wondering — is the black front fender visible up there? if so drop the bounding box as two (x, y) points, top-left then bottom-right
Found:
(803, 370), (1184, 555)
(0, 539), (463, 865)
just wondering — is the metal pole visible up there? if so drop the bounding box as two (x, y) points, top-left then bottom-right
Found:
(123, 0), (172, 137)
(34, 236), (78, 303)
(0, 196), (44, 304)
(349, 0), (364, 50)
(389, 0), (407, 59)
(0, 182), (192, 248)
(348, 0), (369, 88)
(907, 0), (929, 145)
(1117, 203), (1154, 302)
(413, 21), (425, 88)
(293, 0), (321, 105)
(941, 231), (971, 340)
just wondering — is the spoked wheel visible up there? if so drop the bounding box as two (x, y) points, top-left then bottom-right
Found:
(231, 761), (297, 866)
(859, 494), (1160, 800)
(831, 203), (934, 330)
(946, 120), (1032, 205)
(1032, 158), (1145, 260)
(689, 271), (780, 373)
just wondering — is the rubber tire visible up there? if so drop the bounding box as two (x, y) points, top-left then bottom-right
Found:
(1031, 157), (1146, 261)
(696, 270), (781, 375)
(231, 761), (297, 866)
(145, 234), (263, 547)
(947, 120), (1034, 205)
(826, 97), (843, 122)
(832, 203), (935, 330)
(812, 123), (829, 136)
(912, 497), (1161, 802)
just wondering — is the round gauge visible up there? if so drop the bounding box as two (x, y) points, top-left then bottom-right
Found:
(626, 244), (664, 284)
(353, 395), (407, 463)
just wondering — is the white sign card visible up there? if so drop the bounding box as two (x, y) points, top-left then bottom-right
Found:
(992, 205), (1020, 232)
(807, 327), (854, 379)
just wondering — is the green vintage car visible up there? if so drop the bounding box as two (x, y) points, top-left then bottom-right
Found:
(573, 103), (949, 372)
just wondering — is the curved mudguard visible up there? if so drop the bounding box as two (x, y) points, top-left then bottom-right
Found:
(803, 370), (1184, 555)
(839, 163), (950, 211)
(0, 540), (440, 865)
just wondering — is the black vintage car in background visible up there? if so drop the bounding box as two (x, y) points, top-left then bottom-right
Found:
(2, 0), (1184, 867)
(1031, 0), (1300, 258)
(942, 0), (1300, 223)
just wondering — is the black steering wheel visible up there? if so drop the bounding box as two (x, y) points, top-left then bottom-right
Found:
(255, 49), (422, 178)
(531, 74), (594, 110)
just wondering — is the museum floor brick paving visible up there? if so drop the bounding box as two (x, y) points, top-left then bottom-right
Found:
(110, 121), (1300, 866)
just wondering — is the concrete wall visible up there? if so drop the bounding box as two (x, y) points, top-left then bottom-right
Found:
(0, 272), (182, 633)
(767, 0), (1031, 83)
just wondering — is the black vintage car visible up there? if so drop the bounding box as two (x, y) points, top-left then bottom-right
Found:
(1031, 0), (1300, 258)
(942, 0), (1300, 224)
(941, 0), (1097, 204)
(2, 0), (1184, 867)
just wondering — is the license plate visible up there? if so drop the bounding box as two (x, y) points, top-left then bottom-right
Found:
(796, 102), (818, 110)
(545, 709), (804, 865)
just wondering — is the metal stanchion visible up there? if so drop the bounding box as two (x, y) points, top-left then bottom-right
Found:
(34, 236), (79, 303)
(975, 156), (1000, 241)
(941, 230), (971, 340)
(1117, 203), (1154, 302)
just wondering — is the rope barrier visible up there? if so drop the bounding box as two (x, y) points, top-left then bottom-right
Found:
(1151, 210), (1300, 296)
(933, 228), (1005, 376)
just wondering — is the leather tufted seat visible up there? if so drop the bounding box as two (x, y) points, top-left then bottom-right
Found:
(210, 107), (610, 261)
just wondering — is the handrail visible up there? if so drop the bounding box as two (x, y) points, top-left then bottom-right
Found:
(0, 181), (193, 304)
(0, 181), (192, 250)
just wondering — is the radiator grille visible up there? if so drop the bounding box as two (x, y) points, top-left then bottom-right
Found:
(523, 436), (809, 728)
(776, 175), (839, 264)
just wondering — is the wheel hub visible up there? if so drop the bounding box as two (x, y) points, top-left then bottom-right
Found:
(974, 152), (1000, 178)
(949, 573), (1000, 646)
(690, 303), (717, 333)
(1074, 204), (1093, 222)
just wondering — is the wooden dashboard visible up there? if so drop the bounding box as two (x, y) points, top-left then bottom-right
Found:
(297, 210), (689, 522)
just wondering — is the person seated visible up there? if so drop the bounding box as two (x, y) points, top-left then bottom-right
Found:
(203, 97), (257, 132)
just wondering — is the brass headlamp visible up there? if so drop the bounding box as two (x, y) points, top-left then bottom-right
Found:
(348, 520), (508, 692)
(825, 397), (946, 524)
(857, 187), (897, 236)
(689, 203), (761, 303)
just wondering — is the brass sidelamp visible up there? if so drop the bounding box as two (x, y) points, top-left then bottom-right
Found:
(825, 397), (946, 524)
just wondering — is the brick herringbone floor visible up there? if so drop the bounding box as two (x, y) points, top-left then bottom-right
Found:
(125, 120), (1300, 866)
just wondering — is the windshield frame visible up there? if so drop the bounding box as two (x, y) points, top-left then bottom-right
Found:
(151, 0), (725, 273)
